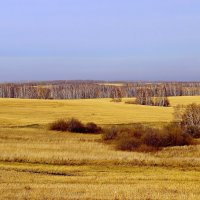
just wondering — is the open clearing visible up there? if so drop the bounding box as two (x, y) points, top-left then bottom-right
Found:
(0, 96), (200, 199)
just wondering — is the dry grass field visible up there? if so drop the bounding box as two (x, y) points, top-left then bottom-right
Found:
(2, 96), (200, 127)
(0, 96), (200, 199)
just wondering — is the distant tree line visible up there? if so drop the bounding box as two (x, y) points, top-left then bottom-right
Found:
(0, 81), (200, 99)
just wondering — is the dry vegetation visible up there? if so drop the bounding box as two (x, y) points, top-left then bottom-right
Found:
(0, 96), (200, 199)
(49, 118), (101, 133)
(102, 123), (194, 152)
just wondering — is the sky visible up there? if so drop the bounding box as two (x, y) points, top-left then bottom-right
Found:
(0, 0), (200, 82)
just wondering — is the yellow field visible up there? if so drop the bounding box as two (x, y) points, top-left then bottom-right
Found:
(0, 96), (200, 199)
(2, 96), (200, 127)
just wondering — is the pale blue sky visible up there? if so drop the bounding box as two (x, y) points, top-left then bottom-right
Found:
(0, 0), (200, 81)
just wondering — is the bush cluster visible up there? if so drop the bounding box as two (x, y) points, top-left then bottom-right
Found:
(102, 123), (194, 151)
(49, 118), (101, 134)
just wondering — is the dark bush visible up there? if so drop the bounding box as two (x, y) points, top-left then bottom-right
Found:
(162, 123), (193, 146)
(117, 136), (141, 151)
(66, 118), (85, 133)
(142, 127), (162, 148)
(142, 124), (193, 148)
(49, 119), (68, 131)
(49, 118), (101, 134)
(183, 126), (200, 138)
(85, 122), (101, 133)
(102, 123), (194, 152)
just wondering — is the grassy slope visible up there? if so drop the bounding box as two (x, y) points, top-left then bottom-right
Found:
(2, 96), (200, 127)
(0, 98), (172, 126)
(0, 96), (200, 199)
(0, 128), (200, 200)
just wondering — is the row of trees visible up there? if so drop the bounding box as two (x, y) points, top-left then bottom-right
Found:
(0, 81), (200, 99)
(135, 88), (170, 107)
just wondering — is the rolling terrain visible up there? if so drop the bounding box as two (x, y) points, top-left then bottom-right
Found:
(0, 96), (200, 199)
(2, 96), (200, 127)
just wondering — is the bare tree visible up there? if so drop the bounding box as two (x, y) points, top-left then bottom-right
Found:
(0, 81), (200, 100)
(181, 103), (200, 138)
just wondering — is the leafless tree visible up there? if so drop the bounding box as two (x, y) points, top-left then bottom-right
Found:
(179, 103), (200, 138)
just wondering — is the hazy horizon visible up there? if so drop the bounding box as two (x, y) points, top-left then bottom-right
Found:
(1, 0), (200, 82)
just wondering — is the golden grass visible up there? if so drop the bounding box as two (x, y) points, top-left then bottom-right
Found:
(1, 96), (200, 127)
(1, 96), (200, 199)
(1, 165), (200, 200)
(0, 128), (199, 168)
(0, 127), (200, 199)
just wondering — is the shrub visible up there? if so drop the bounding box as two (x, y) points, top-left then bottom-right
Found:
(183, 125), (200, 138)
(85, 122), (101, 133)
(66, 118), (85, 133)
(142, 127), (162, 148)
(49, 119), (68, 131)
(162, 123), (193, 146)
(103, 123), (194, 152)
(143, 124), (193, 148)
(49, 118), (101, 134)
(117, 136), (141, 151)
